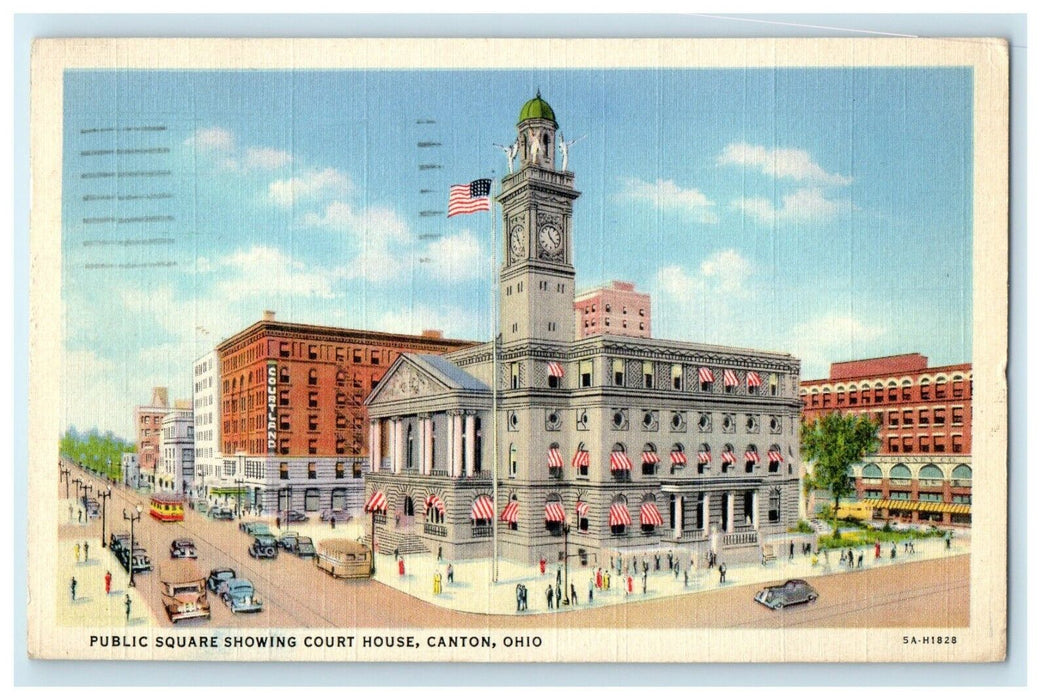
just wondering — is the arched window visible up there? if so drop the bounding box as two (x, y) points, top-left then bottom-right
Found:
(918, 464), (944, 485)
(639, 493), (663, 533)
(508, 443), (518, 478)
(721, 443), (736, 473)
(744, 444), (760, 473)
(767, 444), (782, 473)
(610, 442), (631, 480)
(641, 442), (659, 475)
(279, 366), (290, 383)
(425, 494), (445, 524)
(403, 495), (415, 517)
(609, 494), (630, 535)
(697, 442), (712, 475)
(862, 463), (883, 481)
(951, 464), (972, 487)
(889, 464), (912, 484)
(544, 493), (566, 533)
(768, 488), (781, 523)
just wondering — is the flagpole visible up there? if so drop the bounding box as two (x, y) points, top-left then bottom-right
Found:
(490, 177), (500, 583)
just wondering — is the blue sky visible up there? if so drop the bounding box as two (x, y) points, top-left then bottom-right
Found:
(61, 67), (973, 438)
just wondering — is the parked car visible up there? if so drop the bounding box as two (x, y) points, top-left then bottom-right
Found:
(754, 580), (819, 610)
(279, 509), (308, 524)
(170, 538), (198, 559)
(117, 546), (152, 574)
(193, 499), (210, 513)
(293, 536), (316, 558)
(217, 578), (263, 613)
(320, 509), (352, 524)
(110, 533), (130, 554)
(278, 531), (300, 551)
(206, 567), (237, 593)
(208, 506), (235, 520)
(83, 499), (100, 519)
(159, 561), (211, 623)
(239, 521), (274, 537)
(249, 535), (279, 559)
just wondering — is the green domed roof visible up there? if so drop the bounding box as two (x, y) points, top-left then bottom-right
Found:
(518, 91), (557, 126)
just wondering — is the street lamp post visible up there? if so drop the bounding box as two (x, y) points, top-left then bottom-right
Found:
(234, 478), (245, 519)
(562, 522), (571, 605)
(72, 477), (83, 509)
(99, 487), (112, 548)
(123, 505), (142, 588)
(60, 465), (70, 499)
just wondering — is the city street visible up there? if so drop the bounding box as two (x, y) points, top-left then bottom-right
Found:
(58, 465), (969, 630)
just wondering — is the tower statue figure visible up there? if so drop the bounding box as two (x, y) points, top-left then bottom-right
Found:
(494, 141), (519, 174)
(558, 134), (586, 171)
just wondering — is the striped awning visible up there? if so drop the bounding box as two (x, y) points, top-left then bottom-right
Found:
(724, 370), (740, 387)
(697, 450), (712, 464)
(641, 451), (660, 465)
(640, 501), (664, 526)
(746, 371), (762, 387)
(544, 501), (567, 522)
(698, 367), (715, 384)
(670, 450), (688, 465)
(571, 449), (590, 468)
(547, 362), (565, 378)
(609, 503), (632, 526)
(471, 495), (494, 521)
(547, 448), (564, 469)
(576, 501), (590, 517)
(499, 500), (520, 523)
(721, 451), (737, 464)
(744, 450), (761, 463)
(865, 498), (971, 515)
(767, 450), (784, 463)
(424, 494), (446, 515)
(610, 452), (633, 471)
(364, 490), (387, 513)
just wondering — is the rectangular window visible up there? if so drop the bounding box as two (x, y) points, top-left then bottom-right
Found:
(308, 345), (318, 360)
(612, 358), (625, 386)
(279, 414), (290, 431)
(901, 387), (912, 401)
(279, 439), (290, 455)
(308, 415), (319, 431)
(510, 362), (520, 389)
(279, 390), (289, 407)
(902, 410), (914, 426)
(918, 409), (929, 426)
(951, 435), (963, 453)
(889, 491), (911, 501)
(335, 462), (345, 479)
(933, 408), (946, 425)
(308, 440), (318, 455)
(920, 384), (931, 400)
(279, 462), (289, 480)
(308, 462), (317, 479)
(352, 348), (363, 363)
(865, 490), (881, 499)
(933, 435), (946, 453)
(918, 435), (930, 451)
(309, 392), (318, 409)
(953, 381), (964, 398)
(642, 361), (654, 389)
(579, 360), (593, 388)
(279, 342), (290, 358)
(370, 350), (380, 365)
(671, 364), (683, 391)
(353, 463), (362, 479)
(952, 406), (964, 425)
(902, 436), (914, 453)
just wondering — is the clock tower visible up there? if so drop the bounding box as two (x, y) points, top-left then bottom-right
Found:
(495, 92), (580, 349)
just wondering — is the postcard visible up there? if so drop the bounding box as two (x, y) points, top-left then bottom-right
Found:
(27, 37), (1009, 662)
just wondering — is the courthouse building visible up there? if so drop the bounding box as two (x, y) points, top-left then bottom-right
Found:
(209, 312), (471, 515)
(364, 94), (802, 564)
(800, 354), (972, 526)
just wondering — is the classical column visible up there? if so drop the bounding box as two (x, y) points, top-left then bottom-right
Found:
(702, 493), (711, 533)
(393, 419), (405, 474)
(386, 420), (396, 472)
(451, 412), (464, 477)
(445, 413), (454, 476)
(464, 412), (476, 476)
(674, 494), (684, 539)
(726, 492), (735, 534)
(369, 421), (380, 473)
(752, 491), (760, 530)
(420, 416), (431, 476)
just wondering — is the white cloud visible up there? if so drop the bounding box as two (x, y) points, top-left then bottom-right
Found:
(420, 230), (486, 282)
(375, 303), (481, 341)
(268, 168), (353, 207)
(786, 313), (887, 378)
(618, 177), (718, 224)
(299, 200), (410, 243)
(731, 187), (853, 224)
(717, 142), (852, 186)
(213, 246), (340, 300)
(244, 146), (293, 170)
(184, 126), (235, 152)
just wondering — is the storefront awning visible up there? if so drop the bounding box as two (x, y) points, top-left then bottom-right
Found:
(544, 501), (566, 522)
(499, 500), (519, 524)
(744, 450), (761, 463)
(609, 503), (632, 526)
(640, 501), (664, 526)
(576, 501), (590, 517)
(424, 494), (446, 515)
(610, 452), (633, 471)
(547, 362), (565, 378)
(670, 451), (687, 465)
(364, 490), (388, 513)
(571, 450), (590, 468)
(471, 495), (494, 521)
(641, 451), (660, 465)
(865, 498), (971, 515)
(547, 448), (564, 469)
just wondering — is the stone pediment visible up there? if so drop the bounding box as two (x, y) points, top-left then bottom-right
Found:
(369, 361), (448, 405)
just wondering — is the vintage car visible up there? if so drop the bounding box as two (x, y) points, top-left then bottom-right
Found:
(83, 499), (100, 519)
(279, 509), (309, 524)
(170, 538), (198, 559)
(118, 545), (152, 574)
(239, 521), (274, 537)
(217, 578), (263, 614)
(109, 532), (130, 554)
(293, 536), (316, 558)
(206, 567), (237, 593)
(754, 579), (819, 609)
(207, 506), (235, 520)
(278, 531), (300, 551)
(248, 535), (279, 559)
(314, 539), (371, 579)
(320, 509), (352, 524)
(159, 561), (211, 623)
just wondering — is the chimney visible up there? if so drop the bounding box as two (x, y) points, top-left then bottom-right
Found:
(421, 329), (444, 339)
(262, 310), (276, 322)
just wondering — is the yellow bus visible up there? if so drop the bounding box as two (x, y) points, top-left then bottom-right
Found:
(314, 539), (372, 579)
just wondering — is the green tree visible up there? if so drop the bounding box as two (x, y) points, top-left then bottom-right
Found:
(800, 412), (880, 534)
(59, 426), (136, 480)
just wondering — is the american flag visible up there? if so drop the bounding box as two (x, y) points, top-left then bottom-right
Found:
(447, 179), (492, 217)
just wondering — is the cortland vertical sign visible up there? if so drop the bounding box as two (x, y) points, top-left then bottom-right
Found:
(267, 361), (278, 455)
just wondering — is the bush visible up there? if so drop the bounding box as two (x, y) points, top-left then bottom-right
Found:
(792, 519), (814, 534)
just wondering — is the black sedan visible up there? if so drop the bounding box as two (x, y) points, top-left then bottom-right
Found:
(754, 579), (818, 609)
(207, 567), (237, 593)
(170, 538), (198, 559)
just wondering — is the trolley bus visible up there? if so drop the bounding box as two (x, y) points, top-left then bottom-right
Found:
(314, 539), (372, 579)
(149, 493), (186, 522)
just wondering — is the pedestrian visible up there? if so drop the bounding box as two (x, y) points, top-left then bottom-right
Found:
(642, 571), (647, 594)
(74, 543), (80, 562)
(617, 554), (623, 574)
(632, 556), (637, 575)
(588, 578), (594, 603)
(596, 567), (602, 589)
(398, 557), (405, 577)
(330, 516), (336, 529)
(683, 569), (689, 587)
(78, 508), (83, 523)
(857, 552), (864, 568)
(516, 584), (523, 612)
(546, 584), (554, 610)
(718, 563), (726, 584)
(556, 583), (562, 609)
(891, 542), (897, 559)
(104, 570), (112, 595)
(789, 540), (795, 559)
(83, 541), (89, 561)
(556, 567), (562, 587)
(394, 547), (400, 561)
(875, 541), (881, 559)
(522, 585), (528, 610)
(124, 594), (131, 622)
(847, 549), (854, 568)
(433, 572), (442, 595)
(674, 561), (680, 579)
(626, 575), (633, 596)
(276, 515), (281, 530)
(447, 563), (454, 584)
(540, 556), (546, 575)
(707, 550), (714, 569)
(811, 554), (818, 568)
(438, 545), (443, 561)
(839, 549), (847, 565)
(643, 559), (649, 574)
(655, 553), (661, 571)
(70, 577), (77, 601)
(68, 503), (73, 521)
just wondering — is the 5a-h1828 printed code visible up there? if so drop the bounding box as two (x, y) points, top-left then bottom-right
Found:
(902, 636), (959, 645)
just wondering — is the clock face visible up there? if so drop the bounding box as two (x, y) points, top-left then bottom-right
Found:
(538, 224), (562, 255)
(510, 225), (526, 260)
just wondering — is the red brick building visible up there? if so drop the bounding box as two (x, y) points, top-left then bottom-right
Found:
(210, 311), (473, 514)
(574, 280), (651, 339)
(800, 354), (972, 526)
(134, 386), (171, 488)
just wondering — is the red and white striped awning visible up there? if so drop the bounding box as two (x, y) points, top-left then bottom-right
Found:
(698, 367), (715, 384)
(547, 447), (564, 469)
(767, 450), (784, 463)
(610, 452), (633, 471)
(724, 370), (740, 387)
(744, 450), (761, 463)
(609, 503), (632, 526)
(364, 490), (388, 513)
(424, 494), (446, 515)
(746, 371), (762, 387)
(640, 502), (664, 526)
(544, 501), (567, 522)
(471, 495), (494, 521)
(547, 362), (565, 378)
(721, 451), (737, 464)
(697, 450), (712, 464)
(670, 450), (688, 465)
(576, 501), (590, 517)
(499, 500), (519, 523)
(571, 449), (590, 468)
(641, 451), (660, 465)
